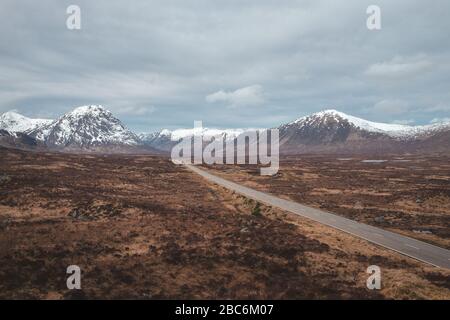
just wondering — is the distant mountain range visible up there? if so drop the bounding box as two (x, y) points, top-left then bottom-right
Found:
(142, 109), (450, 155)
(139, 128), (252, 152)
(1, 106), (449, 155)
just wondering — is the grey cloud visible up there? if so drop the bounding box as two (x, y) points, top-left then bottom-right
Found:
(425, 104), (450, 113)
(365, 56), (433, 79)
(391, 119), (415, 125)
(430, 117), (450, 124)
(206, 85), (265, 108)
(372, 99), (410, 115)
(1, 0), (450, 131)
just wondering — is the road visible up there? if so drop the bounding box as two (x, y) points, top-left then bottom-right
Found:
(185, 164), (450, 269)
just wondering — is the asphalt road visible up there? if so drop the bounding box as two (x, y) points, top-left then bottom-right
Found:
(186, 164), (450, 269)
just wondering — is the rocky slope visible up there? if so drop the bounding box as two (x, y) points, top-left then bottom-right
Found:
(0, 129), (42, 150)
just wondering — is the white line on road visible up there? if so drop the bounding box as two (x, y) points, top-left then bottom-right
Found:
(405, 244), (420, 250)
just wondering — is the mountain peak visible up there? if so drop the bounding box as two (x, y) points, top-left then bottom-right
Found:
(1, 110), (26, 119)
(0, 110), (52, 133)
(315, 109), (343, 115)
(292, 109), (347, 123)
(289, 109), (418, 136)
(67, 105), (110, 117)
(306, 109), (367, 122)
(0, 111), (37, 124)
(31, 104), (140, 148)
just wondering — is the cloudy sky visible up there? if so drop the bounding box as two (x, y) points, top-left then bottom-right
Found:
(1, 0), (449, 132)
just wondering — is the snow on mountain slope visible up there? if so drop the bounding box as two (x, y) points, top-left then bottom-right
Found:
(167, 128), (248, 141)
(0, 111), (53, 133)
(286, 109), (450, 139)
(2, 106), (448, 154)
(277, 109), (450, 154)
(30, 105), (140, 148)
(139, 127), (257, 151)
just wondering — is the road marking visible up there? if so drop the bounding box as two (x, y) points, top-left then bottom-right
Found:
(405, 244), (420, 250)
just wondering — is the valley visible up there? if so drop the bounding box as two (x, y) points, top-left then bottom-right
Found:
(2, 0), (448, 304)
(0, 147), (449, 299)
(1, 106), (449, 299)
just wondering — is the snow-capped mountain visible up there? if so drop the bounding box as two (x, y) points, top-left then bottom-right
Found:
(0, 111), (52, 133)
(28, 105), (141, 149)
(283, 109), (450, 139)
(140, 128), (250, 151)
(139, 130), (174, 152)
(1, 106), (449, 154)
(278, 109), (450, 154)
(140, 109), (450, 154)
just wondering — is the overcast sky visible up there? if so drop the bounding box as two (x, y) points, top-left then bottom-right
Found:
(1, 0), (449, 132)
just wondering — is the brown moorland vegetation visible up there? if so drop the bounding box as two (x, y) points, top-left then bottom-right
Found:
(0, 148), (449, 299)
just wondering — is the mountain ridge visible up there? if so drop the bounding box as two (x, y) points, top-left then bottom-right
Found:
(1, 106), (449, 154)
(284, 109), (450, 139)
(278, 109), (450, 154)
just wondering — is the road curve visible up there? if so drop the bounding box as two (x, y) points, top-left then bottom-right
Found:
(185, 164), (450, 269)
